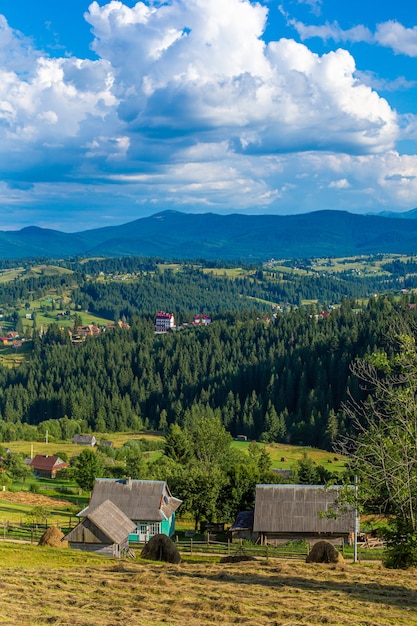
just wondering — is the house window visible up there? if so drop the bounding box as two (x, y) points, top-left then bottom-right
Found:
(137, 522), (161, 541)
(149, 522), (161, 536)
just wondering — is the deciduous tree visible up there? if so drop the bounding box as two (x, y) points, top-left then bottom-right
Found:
(342, 331), (417, 568)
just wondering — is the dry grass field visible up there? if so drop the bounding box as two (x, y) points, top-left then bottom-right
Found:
(0, 543), (416, 626)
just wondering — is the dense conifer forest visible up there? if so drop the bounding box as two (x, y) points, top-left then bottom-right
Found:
(0, 252), (416, 452)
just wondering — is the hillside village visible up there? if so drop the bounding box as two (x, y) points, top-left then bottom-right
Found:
(0, 255), (416, 574)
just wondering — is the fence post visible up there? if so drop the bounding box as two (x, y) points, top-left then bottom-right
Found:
(228, 538), (230, 555)
(190, 538), (193, 555)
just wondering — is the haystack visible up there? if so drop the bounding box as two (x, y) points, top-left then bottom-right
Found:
(141, 534), (181, 564)
(220, 555), (257, 563)
(38, 526), (68, 548)
(306, 540), (344, 565)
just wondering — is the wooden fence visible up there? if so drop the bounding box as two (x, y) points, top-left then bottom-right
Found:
(175, 536), (309, 560)
(0, 519), (75, 543)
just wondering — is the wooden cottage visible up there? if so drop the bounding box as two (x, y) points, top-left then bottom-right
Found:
(29, 454), (68, 479)
(64, 499), (136, 557)
(253, 484), (356, 546)
(72, 434), (97, 446)
(78, 478), (182, 543)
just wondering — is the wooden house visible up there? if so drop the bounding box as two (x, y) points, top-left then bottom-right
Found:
(72, 434), (97, 446)
(29, 454), (68, 479)
(64, 499), (136, 557)
(78, 478), (182, 543)
(253, 484), (356, 546)
(99, 440), (114, 448)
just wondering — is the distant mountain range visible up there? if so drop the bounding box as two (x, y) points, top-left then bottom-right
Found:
(2, 209), (417, 260)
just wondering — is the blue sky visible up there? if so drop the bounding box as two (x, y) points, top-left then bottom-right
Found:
(0, 0), (416, 231)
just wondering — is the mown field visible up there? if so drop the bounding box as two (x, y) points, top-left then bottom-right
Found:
(0, 542), (416, 625)
(5, 435), (345, 468)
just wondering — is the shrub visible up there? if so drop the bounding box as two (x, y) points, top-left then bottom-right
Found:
(383, 519), (417, 569)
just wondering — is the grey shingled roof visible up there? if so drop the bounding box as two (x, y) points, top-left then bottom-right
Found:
(253, 484), (355, 534)
(87, 499), (136, 543)
(65, 499), (136, 544)
(78, 479), (182, 521)
(72, 434), (97, 445)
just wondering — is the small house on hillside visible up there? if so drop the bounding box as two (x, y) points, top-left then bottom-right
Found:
(72, 434), (97, 447)
(78, 478), (182, 543)
(29, 454), (68, 479)
(253, 484), (356, 546)
(100, 440), (114, 448)
(64, 499), (136, 557)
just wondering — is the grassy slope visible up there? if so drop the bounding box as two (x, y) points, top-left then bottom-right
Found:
(6, 436), (345, 471)
(0, 543), (416, 625)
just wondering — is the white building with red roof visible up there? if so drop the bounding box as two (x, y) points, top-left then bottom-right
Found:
(155, 311), (175, 332)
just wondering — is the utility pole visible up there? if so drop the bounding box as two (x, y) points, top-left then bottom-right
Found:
(353, 474), (359, 563)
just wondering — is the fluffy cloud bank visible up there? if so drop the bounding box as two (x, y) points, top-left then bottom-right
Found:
(84, 0), (397, 154)
(0, 1), (414, 228)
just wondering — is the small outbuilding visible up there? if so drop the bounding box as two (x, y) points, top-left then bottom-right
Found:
(229, 510), (255, 542)
(29, 454), (68, 479)
(64, 499), (136, 557)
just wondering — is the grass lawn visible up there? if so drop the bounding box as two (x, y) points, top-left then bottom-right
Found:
(0, 268), (24, 283)
(0, 341), (32, 367)
(0, 497), (78, 526)
(5, 432), (164, 458)
(0, 543), (415, 625)
(202, 267), (252, 278)
(232, 440), (347, 472)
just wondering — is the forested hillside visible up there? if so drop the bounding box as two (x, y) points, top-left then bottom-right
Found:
(0, 293), (414, 450)
(4, 210), (417, 259)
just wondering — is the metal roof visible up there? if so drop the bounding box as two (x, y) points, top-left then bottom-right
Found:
(78, 478), (182, 521)
(253, 484), (355, 534)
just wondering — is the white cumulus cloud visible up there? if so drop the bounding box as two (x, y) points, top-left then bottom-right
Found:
(375, 21), (417, 57)
(0, 1), (414, 228)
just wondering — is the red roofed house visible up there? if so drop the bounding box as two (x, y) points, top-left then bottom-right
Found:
(155, 311), (175, 332)
(193, 314), (212, 325)
(29, 455), (68, 479)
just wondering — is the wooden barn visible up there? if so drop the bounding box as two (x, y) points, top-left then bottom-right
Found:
(64, 499), (136, 557)
(253, 484), (357, 546)
(78, 478), (182, 543)
(72, 434), (97, 446)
